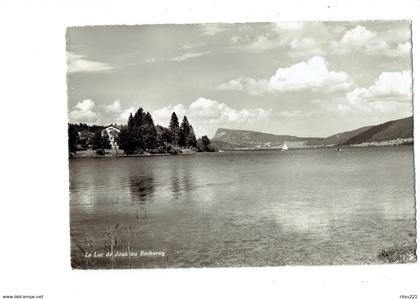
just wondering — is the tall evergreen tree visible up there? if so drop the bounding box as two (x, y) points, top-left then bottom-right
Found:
(68, 124), (79, 153)
(128, 113), (135, 130)
(133, 108), (144, 128)
(179, 131), (186, 147)
(118, 126), (137, 154)
(169, 112), (180, 145)
(119, 107), (201, 154)
(180, 116), (197, 147)
(142, 112), (158, 149)
(132, 108), (145, 150)
(186, 124), (197, 147)
(179, 116), (190, 147)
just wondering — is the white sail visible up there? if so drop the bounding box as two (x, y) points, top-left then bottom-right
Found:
(282, 142), (288, 151)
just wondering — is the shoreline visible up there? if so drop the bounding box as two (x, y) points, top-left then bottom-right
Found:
(348, 137), (413, 147)
(69, 149), (197, 159)
(69, 141), (413, 159)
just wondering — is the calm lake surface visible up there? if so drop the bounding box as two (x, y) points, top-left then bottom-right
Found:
(69, 146), (416, 268)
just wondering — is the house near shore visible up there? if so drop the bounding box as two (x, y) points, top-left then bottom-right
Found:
(101, 125), (121, 151)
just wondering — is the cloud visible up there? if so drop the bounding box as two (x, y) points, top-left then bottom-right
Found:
(189, 97), (272, 124)
(234, 23), (294, 52)
(117, 107), (136, 123)
(151, 104), (188, 127)
(200, 24), (227, 36)
(145, 58), (157, 63)
(336, 98), (411, 117)
(246, 35), (286, 52)
(104, 100), (122, 113)
(69, 99), (99, 123)
(171, 51), (211, 62)
(230, 36), (240, 44)
(382, 26), (411, 45)
(310, 99), (323, 105)
(302, 71), (413, 120)
(219, 77), (270, 95)
(75, 99), (95, 111)
(235, 23), (321, 54)
(289, 37), (325, 58)
(336, 25), (376, 49)
(382, 42), (411, 57)
(276, 110), (316, 117)
(67, 52), (113, 74)
(178, 43), (204, 50)
(329, 71), (413, 117)
(69, 101), (137, 124)
(152, 97), (272, 137)
(332, 25), (346, 35)
(346, 71), (412, 103)
(331, 25), (411, 57)
(220, 56), (354, 95)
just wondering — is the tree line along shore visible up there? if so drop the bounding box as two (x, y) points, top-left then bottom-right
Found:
(68, 107), (215, 158)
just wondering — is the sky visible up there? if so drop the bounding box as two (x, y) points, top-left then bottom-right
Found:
(66, 21), (412, 138)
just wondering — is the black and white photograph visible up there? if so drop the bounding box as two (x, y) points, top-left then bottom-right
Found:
(67, 21), (416, 269)
(2, 0), (420, 297)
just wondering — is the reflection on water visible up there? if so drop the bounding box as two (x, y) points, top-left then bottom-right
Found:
(69, 146), (416, 268)
(272, 201), (331, 237)
(129, 176), (155, 202)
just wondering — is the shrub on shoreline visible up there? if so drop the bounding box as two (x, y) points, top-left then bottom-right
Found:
(377, 244), (417, 263)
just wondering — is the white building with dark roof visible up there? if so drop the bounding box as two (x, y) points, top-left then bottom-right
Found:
(101, 125), (121, 151)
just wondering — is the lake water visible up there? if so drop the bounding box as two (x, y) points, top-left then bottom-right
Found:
(69, 146), (416, 268)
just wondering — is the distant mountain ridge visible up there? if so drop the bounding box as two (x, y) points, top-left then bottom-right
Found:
(212, 128), (322, 149)
(342, 116), (413, 145)
(306, 125), (373, 146)
(211, 116), (413, 150)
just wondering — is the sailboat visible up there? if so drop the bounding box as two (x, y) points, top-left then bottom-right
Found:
(282, 142), (288, 151)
